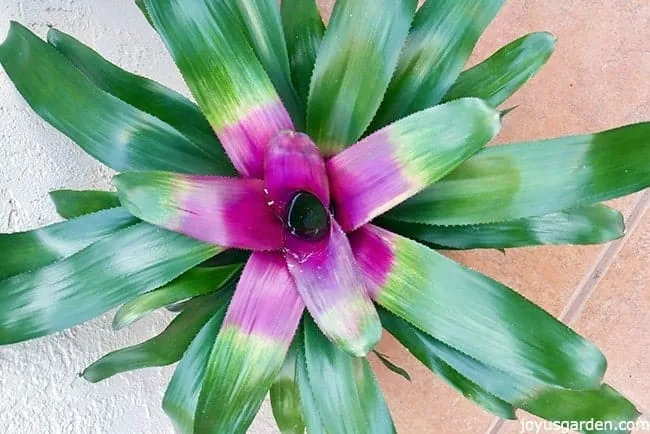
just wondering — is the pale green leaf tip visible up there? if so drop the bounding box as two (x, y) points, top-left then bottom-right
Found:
(540, 31), (558, 47)
(80, 366), (102, 384)
(111, 314), (130, 331)
(0, 21), (21, 54)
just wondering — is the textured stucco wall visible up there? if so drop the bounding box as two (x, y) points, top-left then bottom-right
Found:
(0, 1), (277, 433)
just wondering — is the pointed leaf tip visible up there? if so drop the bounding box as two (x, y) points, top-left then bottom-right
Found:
(443, 32), (556, 107)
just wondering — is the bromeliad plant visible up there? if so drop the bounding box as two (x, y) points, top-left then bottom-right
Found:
(0, 0), (648, 432)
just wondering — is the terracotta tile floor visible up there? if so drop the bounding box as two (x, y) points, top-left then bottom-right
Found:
(310, 0), (650, 433)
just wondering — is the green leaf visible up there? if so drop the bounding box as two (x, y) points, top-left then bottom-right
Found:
(281, 0), (325, 108)
(0, 208), (137, 280)
(379, 308), (515, 419)
(328, 98), (501, 232)
(194, 251), (303, 434)
(47, 28), (234, 175)
(307, 0), (417, 154)
(163, 303), (229, 434)
(0, 223), (221, 344)
(371, 0), (504, 130)
(198, 249), (251, 268)
(270, 339), (306, 434)
(443, 32), (556, 107)
(145, 0), (291, 179)
(379, 307), (638, 429)
(49, 189), (121, 219)
(112, 264), (240, 330)
(227, 0), (302, 126)
(135, 0), (154, 26)
(0, 22), (223, 175)
(525, 386), (639, 434)
(295, 336), (326, 434)
(82, 291), (231, 383)
(303, 316), (395, 433)
(355, 226), (607, 392)
(388, 123), (650, 225)
(373, 350), (411, 382)
(378, 204), (624, 250)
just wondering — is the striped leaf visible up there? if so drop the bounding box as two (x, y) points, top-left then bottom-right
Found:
(227, 0), (302, 126)
(114, 172), (283, 250)
(270, 339), (306, 434)
(0, 223), (221, 344)
(378, 204), (624, 250)
(145, 0), (293, 178)
(195, 252), (304, 434)
(379, 307), (638, 431)
(307, 0), (417, 154)
(371, 0), (504, 130)
(443, 32), (556, 107)
(350, 225), (607, 391)
(47, 28), (234, 175)
(302, 316), (395, 433)
(281, 0), (325, 110)
(83, 291), (231, 382)
(163, 304), (229, 434)
(49, 189), (121, 219)
(0, 23), (221, 174)
(112, 265), (240, 329)
(327, 98), (500, 231)
(0, 208), (137, 280)
(388, 123), (650, 225)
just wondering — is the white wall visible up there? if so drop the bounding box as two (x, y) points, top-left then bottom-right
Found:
(0, 1), (277, 432)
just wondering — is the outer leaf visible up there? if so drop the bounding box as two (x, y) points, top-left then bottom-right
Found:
(443, 32), (556, 107)
(82, 291), (231, 382)
(145, 0), (293, 178)
(163, 303), (229, 434)
(112, 264), (240, 329)
(281, 0), (324, 108)
(327, 98), (501, 231)
(379, 308), (638, 430)
(389, 123), (650, 225)
(379, 308), (515, 419)
(114, 172), (283, 250)
(349, 225), (607, 391)
(49, 189), (121, 219)
(524, 386), (639, 434)
(227, 0), (302, 126)
(0, 208), (137, 280)
(0, 22), (221, 175)
(295, 337), (326, 434)
(303, 316), (395, 434)
(371, 0), (504, 129)
(47, 28), (234, 175)
(306, 0), (417, 154)
(373, 350), (411, 383)
(270, 339), (306, 434)
(0, 223), (221, 344)
(378, 204), (624, 250)
(195, 252), (304, 434)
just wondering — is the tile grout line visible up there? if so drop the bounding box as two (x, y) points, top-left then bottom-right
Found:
(560, 190), (649, 324)
(485, 417), (506, 434)
(483, 189), (650, 434)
